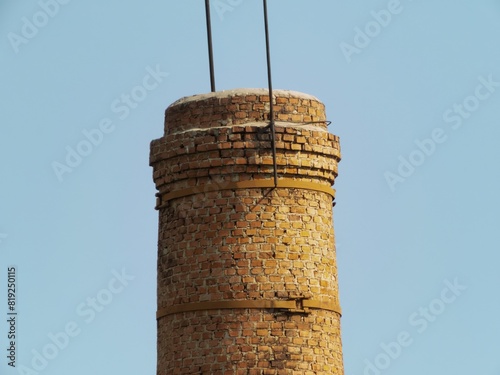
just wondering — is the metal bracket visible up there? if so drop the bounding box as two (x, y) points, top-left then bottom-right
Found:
(155, 178), (335, 209)
(156, 298), (341, 319)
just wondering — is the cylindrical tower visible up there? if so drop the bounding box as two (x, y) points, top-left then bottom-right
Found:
(150, 88), (342, 374)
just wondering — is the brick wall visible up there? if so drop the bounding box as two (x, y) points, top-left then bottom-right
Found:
(150, 89), (343, 374)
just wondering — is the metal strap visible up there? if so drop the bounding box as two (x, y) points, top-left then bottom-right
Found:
(156, 178), (335, 208)
(156, 299), (341, 319)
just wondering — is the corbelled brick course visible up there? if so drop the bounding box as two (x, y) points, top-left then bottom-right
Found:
(150, 89), (343, 374)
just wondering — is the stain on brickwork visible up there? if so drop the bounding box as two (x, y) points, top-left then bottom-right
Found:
(150, 89), (343, 374)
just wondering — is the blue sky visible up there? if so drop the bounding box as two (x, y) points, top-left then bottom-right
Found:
(1, 1), (500, 374)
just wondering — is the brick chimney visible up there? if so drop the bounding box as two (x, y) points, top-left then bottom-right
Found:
(150, 88), (343, 374)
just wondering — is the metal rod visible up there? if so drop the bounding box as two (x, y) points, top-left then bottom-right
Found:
(205, 0), (216, 92)
(263, 0), (278, 187)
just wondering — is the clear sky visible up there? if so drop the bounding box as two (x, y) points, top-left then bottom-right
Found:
(1, 1), (500, 374)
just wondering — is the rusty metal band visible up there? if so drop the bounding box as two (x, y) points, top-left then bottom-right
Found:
(156, 299), (341, 319)
(156, 179), (335, 208)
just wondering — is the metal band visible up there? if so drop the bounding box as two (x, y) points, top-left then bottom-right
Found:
(156, 179), (335, 208)
(156, 299), (341, 319)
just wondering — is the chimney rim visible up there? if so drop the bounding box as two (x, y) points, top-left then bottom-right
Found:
(169, 88), (323, 108)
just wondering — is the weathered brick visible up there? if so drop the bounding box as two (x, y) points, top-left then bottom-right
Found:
(151, 89), (343, 374)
